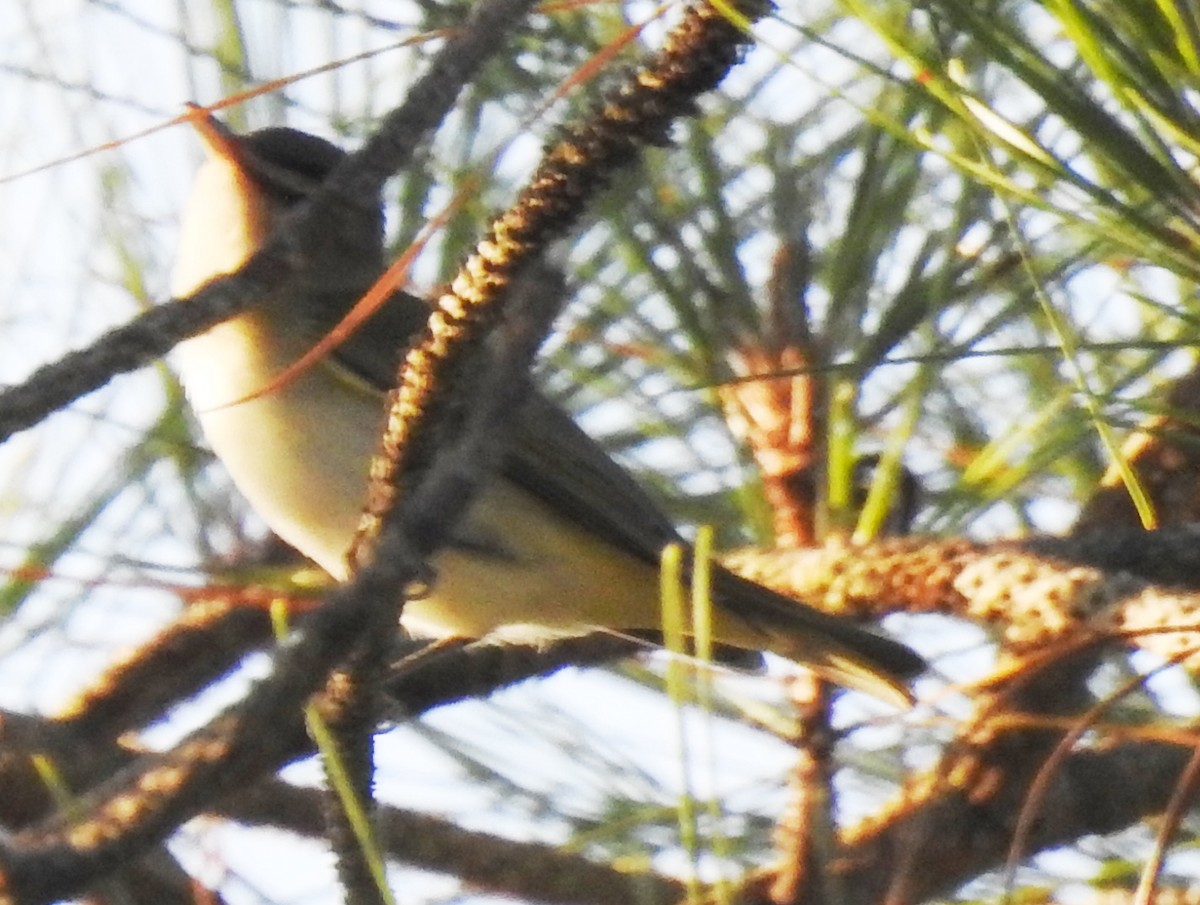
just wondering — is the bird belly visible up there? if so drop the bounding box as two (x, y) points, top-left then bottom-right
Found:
(178, 322), (666, 640)
(177, 318), (379, 576)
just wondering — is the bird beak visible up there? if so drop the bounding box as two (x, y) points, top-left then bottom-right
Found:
(183, 103), (248, 170)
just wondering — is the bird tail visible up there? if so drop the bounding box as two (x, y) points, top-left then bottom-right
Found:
(710, 567), (924, 708)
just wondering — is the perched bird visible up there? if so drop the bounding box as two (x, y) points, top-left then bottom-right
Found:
(170, 115), (924, 706)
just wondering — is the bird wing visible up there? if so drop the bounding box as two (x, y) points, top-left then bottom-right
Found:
(502, 390), (683, 563)
(325, 286), (680, 565)
(326, 285), (924, 700)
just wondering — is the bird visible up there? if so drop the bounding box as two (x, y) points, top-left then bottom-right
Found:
(170, 114), (925, 707)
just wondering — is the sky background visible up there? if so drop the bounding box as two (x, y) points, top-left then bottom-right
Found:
(7, 0), (1167, 900)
